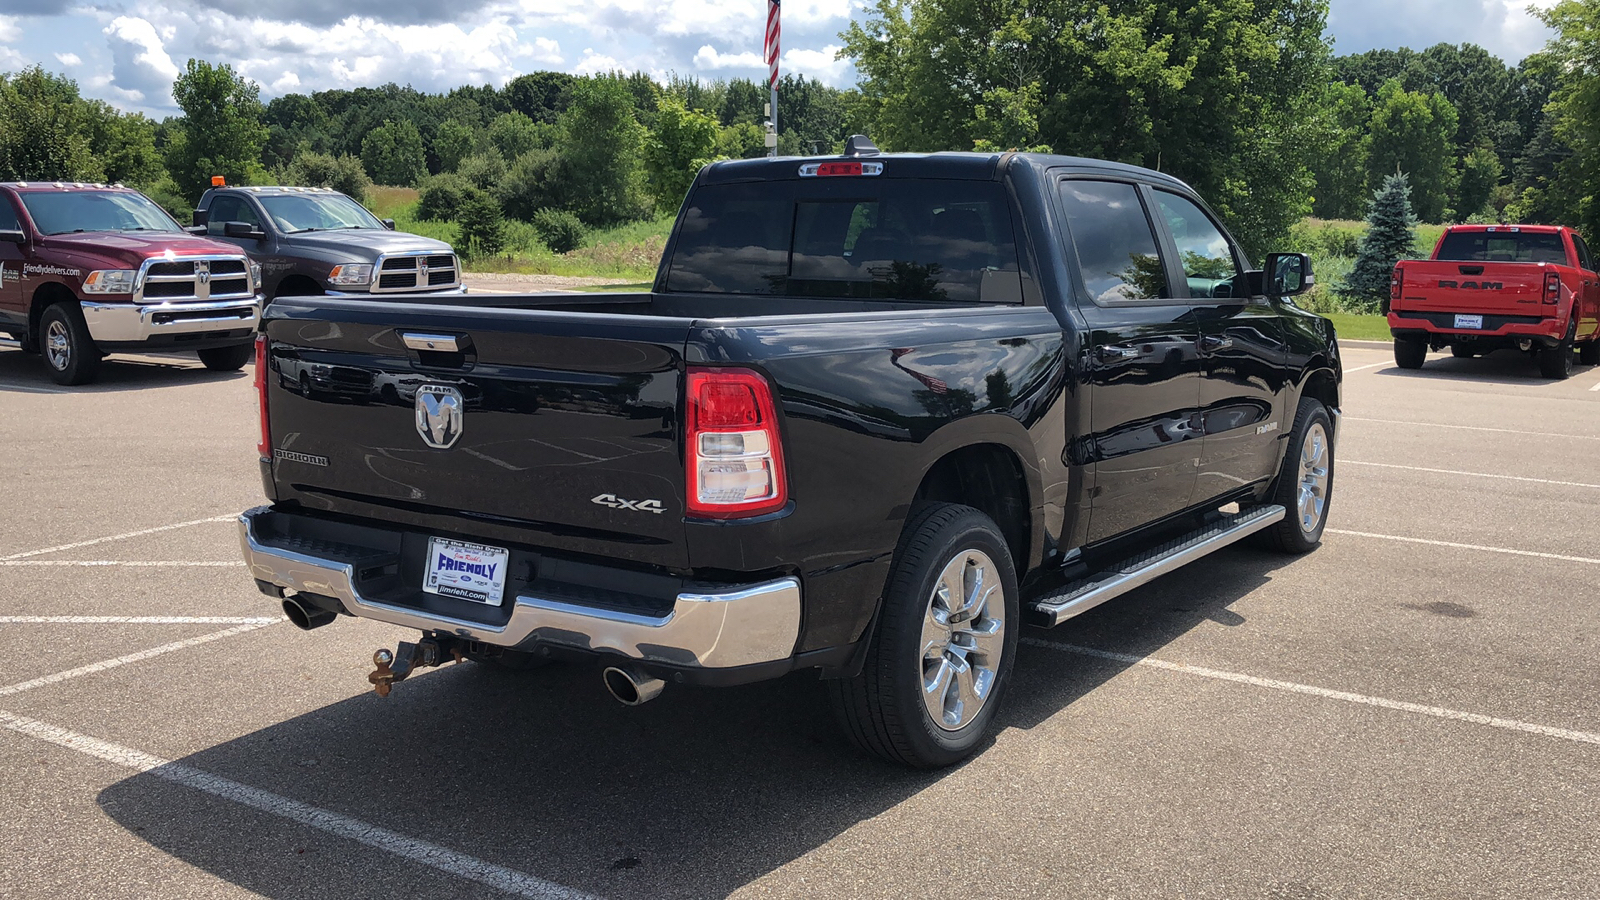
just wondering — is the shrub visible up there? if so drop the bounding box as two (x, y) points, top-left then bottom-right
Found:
(457, 189), (506, 259)
(282, 151), (372, 203)
(456, 151), (507, 192)
(417, 172), (473, 221)
(361, 119), (426, 187)
(496, 149), (560, 221)
(531, 208), (586, 253)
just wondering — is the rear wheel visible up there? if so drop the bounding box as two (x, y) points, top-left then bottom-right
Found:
(1254, 397), (1334, 554)
(1394, 336), (1427, 369)
(1580, 339), (1600, 366)
(40, 302), (101, 385)
(197, 343), (253, 371)
(829, 503), (1019, 769)
(1539, 319), (1576, 380)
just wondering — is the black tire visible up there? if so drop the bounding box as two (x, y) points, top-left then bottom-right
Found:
(1539, 318), (1576, 380)
(39, 302), (101, 385)
(828, 503), (1020, 769)
(1579, 339), (1599, 366)
(1450, 345), (1477, 359)
(197, 342), (253, 371)
(1254, 397), (1334, 554)
(1394, 336), (1427, 369)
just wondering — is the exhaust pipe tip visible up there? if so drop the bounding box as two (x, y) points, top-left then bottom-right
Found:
(602, 665), (665, 706)
(282, 596), (337, 631)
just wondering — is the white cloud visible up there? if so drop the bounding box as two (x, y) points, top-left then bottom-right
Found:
(573, 49), (621, 75)
(693, 44), (762, 70)
(782, 45), (846, 83)
(0, 15), (22, 43)
(531, 36), (562, 64)
(54, 51), (81, 66)
(103, 16), (181, 105)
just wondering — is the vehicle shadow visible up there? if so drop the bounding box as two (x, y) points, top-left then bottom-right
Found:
(0, 347), (248, 393)
(1372, 348), (1596, 384)
(96, 546), (1280, 899)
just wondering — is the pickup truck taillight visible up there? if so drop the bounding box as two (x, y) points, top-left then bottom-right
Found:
(254, 334), (270, 459)
(686, 368), (787, 518)
(1391, 266), (1403, 303)
(1544, 271), (1561, 304)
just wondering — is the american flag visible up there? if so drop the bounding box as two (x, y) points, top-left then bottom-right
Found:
(764, 0), (780, 89)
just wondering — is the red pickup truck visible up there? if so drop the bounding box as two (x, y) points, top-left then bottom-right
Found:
(0, 182), (261, 385)
(1389, 224), (1600, 379)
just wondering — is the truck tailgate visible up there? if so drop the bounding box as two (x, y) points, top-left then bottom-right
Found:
(262, 296), (693, 569)
(1396, 261), (1549, 315)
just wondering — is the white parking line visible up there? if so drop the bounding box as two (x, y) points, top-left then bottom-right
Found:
(1326, 529), (1600, 565)
(0, 516), (235, 561)
(0, 616), (279, 625)
(0, 382), (70, 394)
(1343, 361), (1389, 373)
(1344, 417), (1600, 441)
(1342, 460), (1600, 489)
(1022, 638), (1600, 746)
(0, 560), (239, 568)
(0, 711), (595, 900)
(0, 622), (276, 698)
(1590, 378), (1600, 392)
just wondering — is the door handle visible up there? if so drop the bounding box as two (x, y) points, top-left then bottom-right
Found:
(1096, 344), (1139, 362)
(1198, 335), (1234, 352)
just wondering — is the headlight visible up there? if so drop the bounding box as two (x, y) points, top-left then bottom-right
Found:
(249, 261), (262, 289)
(327, 263), (372, 287)
(82, 270), (138, 294)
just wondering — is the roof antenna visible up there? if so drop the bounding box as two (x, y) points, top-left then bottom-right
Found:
(843, 135), (880, 158)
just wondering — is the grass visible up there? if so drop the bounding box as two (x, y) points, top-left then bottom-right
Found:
(1324, 313), (1391, 343)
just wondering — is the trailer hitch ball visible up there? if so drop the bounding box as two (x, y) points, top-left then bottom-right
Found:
(367, 637), (462, 698)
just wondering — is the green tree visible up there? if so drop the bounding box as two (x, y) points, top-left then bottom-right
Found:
(457, 188), (506, 259)
(643, 97), (718, 210)
(504, 71), (574, 124)
(487, 112), (544, 160)
(432, 120), (477, 173)
(0, 66), (99, 181)
(555, 77), (652, 225)
(1341, 174), (1418, 312)
(1534, 0), (1600, 239)
(81, 102), (163, 186)
(361, 119), (426, 186)
(167, 59), (268, 201)
(842, 0), (1331, 258)
(1309, 81), (1371, 219)
(1365, 80), (1458, 222)
(281, 151), (372, 203)
(1456, 146), (1503, 218)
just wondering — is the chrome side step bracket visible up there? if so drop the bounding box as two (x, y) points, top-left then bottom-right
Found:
(1026, 505), (1287, 628)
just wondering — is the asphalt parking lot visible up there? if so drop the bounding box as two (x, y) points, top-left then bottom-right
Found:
(1, 338), (1598, 899)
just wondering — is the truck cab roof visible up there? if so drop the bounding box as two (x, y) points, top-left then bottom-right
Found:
(700, 150), (1193, 193)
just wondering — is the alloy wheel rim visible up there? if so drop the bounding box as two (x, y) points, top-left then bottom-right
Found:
(919, 548), (1005, 732)
(45, 320), (70, 371)
(1297, 422), (1330, 534)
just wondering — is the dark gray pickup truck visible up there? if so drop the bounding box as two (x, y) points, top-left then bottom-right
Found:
(196, 185), (461, 300)
(239, 143), (1341, 768)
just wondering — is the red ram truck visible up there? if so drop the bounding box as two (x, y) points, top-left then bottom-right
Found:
(0, 182), (261, 385)
(1389, 224), (1600, 379)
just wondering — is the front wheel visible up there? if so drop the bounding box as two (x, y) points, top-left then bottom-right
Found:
(1394, 336), (1427, 369)
(40, 302), (101, 385)
(197, 343), (253, 371)
(1254, 397), (1334, 554)
(829, 503), (1019, 768)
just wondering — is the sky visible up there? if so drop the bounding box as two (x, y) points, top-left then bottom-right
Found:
(0, 0), (1567, 117)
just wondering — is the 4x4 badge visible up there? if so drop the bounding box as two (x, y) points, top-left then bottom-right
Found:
(415, 385), (464, 448)
(591, 493), (665, 514)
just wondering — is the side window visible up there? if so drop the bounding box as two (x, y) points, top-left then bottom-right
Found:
(1058, 180), (1169, 303)
(1154, 191), (1241, 299)
(0, 196), (19, 231)
(207, 196), (261, 235)
(1572, 233), (1595, 272)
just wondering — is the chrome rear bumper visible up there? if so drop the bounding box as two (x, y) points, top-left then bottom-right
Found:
(237, 507), (800, 669)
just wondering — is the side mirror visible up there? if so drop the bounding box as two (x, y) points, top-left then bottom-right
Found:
(184, 225), (206, 235)
(0, 229), (25, 244)
(1264, 252), (1314, 298)
(381, 218), (396, 231)
(224, 221), (266, 240)
(193, 208), (209, 227)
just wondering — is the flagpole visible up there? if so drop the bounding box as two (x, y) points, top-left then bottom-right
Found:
(765, 0), (779, 158)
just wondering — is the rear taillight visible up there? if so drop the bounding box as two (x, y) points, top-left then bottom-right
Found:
(1544, 271), (1561, 305)
(254, 334), (270, 459)
(686, 368), (787, 518)
(1391, 266), (1403, 302)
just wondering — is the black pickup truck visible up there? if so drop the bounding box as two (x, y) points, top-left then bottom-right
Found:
(239, 145), (1340, 768)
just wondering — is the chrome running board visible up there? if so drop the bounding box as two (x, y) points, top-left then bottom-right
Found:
(1026, 505), (1286, 627)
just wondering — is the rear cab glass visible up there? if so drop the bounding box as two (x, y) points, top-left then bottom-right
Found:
(1437, 230), (1569, 264)
(664, 179), (1024, 304)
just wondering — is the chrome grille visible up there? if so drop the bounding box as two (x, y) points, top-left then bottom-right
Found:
(370, 253), (459, 292)
(135, 255), (256, 304)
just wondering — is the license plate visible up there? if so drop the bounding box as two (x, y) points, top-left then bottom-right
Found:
(1454, 314), (1484, 330)
(423, 538), (509, 606)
